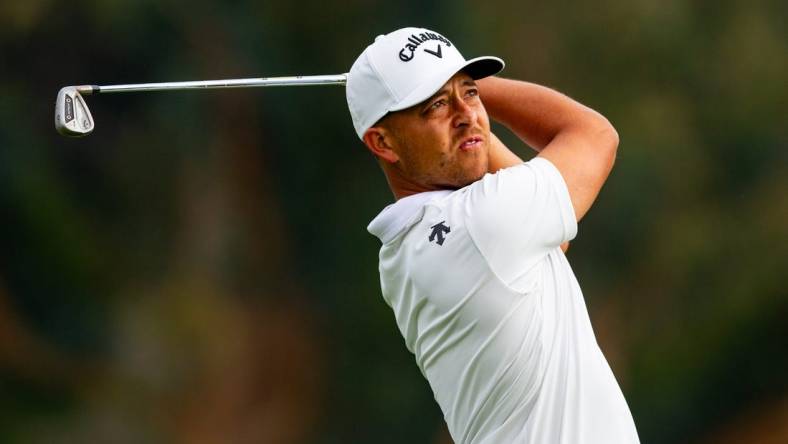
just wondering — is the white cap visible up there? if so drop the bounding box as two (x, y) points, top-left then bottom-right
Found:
(346, 27), (505, 139)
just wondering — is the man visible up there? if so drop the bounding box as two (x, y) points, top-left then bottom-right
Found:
(346, 27), (640, 443)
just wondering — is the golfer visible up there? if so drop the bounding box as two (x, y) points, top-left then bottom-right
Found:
(347, 27), (640, 443)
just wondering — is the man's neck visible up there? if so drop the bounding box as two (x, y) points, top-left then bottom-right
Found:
(383, 166), (447, 201)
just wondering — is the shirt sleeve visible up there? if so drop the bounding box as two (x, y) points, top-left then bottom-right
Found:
(462, 157), (577, 287)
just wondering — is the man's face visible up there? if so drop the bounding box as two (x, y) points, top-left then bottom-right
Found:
(377, 72), (491, 189)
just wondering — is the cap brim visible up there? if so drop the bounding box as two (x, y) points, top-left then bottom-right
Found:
(389, 56), (505, 113)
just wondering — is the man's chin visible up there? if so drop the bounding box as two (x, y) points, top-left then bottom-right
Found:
(424, 160), (489, 190)
(468, 161), (490, 183)
(453, 168), (488, 188)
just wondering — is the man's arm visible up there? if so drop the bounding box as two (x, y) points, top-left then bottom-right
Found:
(486, 132), (524, 173)
(486, 133), (570, 253)
(478, 76), (619, 223)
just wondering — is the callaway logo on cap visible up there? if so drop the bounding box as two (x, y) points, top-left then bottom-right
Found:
(346, 27), (505, 139)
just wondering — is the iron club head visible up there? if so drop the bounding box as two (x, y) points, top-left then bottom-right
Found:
(55, 86), (95, 137)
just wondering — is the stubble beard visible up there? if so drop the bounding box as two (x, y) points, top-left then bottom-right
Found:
(453, 148), (489, 187)
(394, 126), (491, 191)
(419, 141), (489, 190)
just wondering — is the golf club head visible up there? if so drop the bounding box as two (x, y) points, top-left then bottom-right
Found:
(55, 86), (94, 136)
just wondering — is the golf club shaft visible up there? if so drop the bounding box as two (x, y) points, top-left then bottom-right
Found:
(76, 74), (347, 95)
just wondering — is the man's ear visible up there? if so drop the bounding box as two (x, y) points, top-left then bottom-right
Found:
(363, 127), (400, 164)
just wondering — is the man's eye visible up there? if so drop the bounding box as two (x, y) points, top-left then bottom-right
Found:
(430, 100), (446, 110)
(466, 88), (479, 98)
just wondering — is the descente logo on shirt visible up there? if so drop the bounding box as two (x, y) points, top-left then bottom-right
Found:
(399, 32), (453, 62)
(429, 221), (451, 246)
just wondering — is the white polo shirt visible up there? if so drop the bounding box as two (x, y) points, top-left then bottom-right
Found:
(367, 157), (639, 444)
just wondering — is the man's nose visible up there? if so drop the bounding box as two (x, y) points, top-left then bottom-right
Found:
(452, 97), (476, 128)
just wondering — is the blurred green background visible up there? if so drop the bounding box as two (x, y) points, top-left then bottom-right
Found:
(1, 0), (786, 443)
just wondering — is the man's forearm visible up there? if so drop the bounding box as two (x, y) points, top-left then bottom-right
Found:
(479, 75), (618, 223)
(487, 132), (524, 173)
(478, 76), (610, 152)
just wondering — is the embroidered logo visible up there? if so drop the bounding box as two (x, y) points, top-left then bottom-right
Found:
(429, 221), (451, 246)
(398, 32), (453, 62)
(423, 44), (442, 58)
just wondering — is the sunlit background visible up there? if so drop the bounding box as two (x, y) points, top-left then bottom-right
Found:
(1, 0), (786, 443)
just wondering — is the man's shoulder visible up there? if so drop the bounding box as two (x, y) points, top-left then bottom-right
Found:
(368, 158), (562, 245)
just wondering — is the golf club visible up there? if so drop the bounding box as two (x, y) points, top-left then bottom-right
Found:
(55, 74), (348, 137)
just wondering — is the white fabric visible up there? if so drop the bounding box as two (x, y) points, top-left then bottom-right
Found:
(346, 27), (504, 139)
(367, 157), (639, 444)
